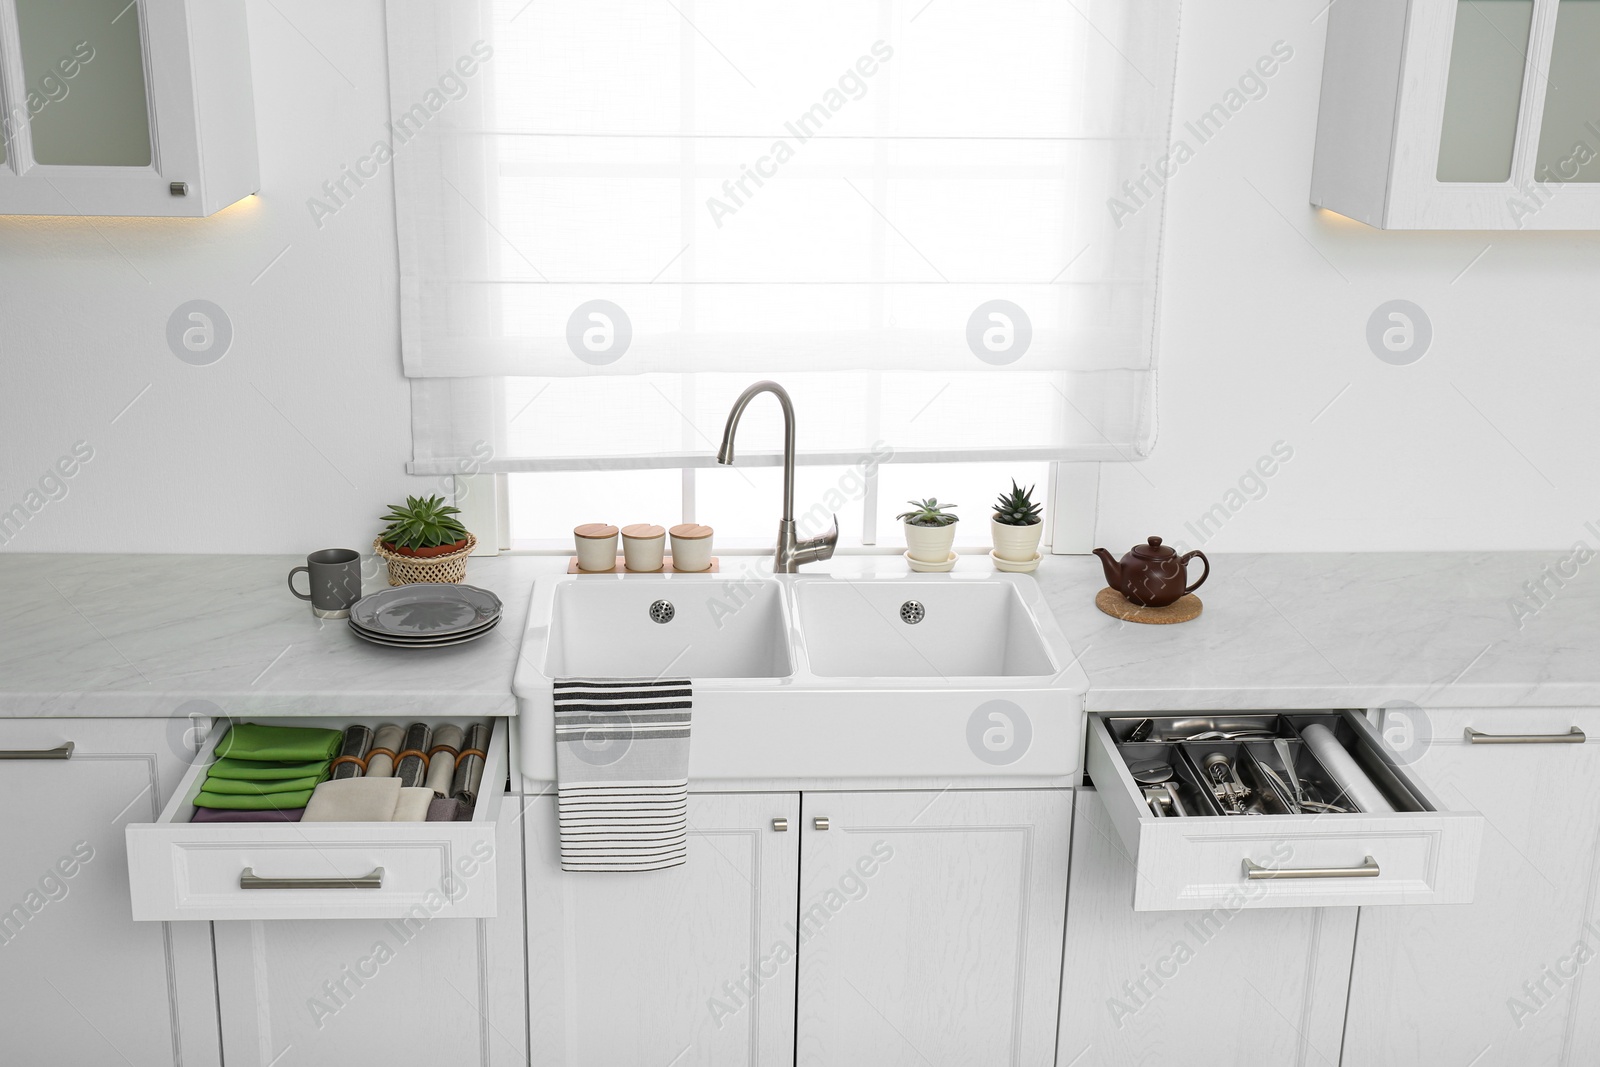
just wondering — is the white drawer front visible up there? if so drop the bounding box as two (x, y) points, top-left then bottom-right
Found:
(1086, 712), (1483, 912)
(127, 717), (507, 921)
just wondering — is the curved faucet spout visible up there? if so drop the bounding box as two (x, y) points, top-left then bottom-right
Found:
(717, 380), (797, 522)
(716, 380), (835, 572)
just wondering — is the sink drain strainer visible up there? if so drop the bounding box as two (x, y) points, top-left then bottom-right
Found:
(649, 600), (676, 624)
(899, 600), (925, 625)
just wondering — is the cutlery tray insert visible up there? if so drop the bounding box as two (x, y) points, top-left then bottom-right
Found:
(1105, 712), (1427, 818)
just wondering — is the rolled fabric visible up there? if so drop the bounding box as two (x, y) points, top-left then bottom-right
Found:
(213, 723), (342, 762)
(392, 786), (434, 822)
(331, 724), (374, 780)
(191, 807), (305, 823)
(394, 723), (432, 789)
(200, 773), (327, 796)
(425, 725), (464, 797)
(426, 796), (471, 822)
(194, 789), (315, 811)
(302, 777), (403, 822)
(1302, 723), (1395, 813)
(365, 724), (405, 778)
(205, 758), (332, 781)
(451, 723), (489, 804)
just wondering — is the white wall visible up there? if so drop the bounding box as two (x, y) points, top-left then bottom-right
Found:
(0, 0), (431, 555)
(1097, 0), (1600, 553)
(3, 0), (1596, 555)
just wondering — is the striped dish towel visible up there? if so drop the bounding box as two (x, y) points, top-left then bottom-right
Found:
(553, 678), (691, 872)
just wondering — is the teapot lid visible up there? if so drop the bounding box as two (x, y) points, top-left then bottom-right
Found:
(1131, 536), (1175, 560)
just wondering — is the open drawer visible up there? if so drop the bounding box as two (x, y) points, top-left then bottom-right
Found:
(1085, 711), (1483, 912)
(127, 717), (507, 921)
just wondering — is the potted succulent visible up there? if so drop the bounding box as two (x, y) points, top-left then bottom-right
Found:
(373, 494), (476, 585)
(897, 498), (959, 564)
(991, 480), (1043, 564)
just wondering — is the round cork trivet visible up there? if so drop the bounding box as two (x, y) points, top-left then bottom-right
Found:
(1095, 587), (1203, 624)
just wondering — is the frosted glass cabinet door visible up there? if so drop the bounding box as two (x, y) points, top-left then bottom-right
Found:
(1436, 0), (1535, 182)
(1535, 0), (1600, 182)
(14, 0), (152, 166)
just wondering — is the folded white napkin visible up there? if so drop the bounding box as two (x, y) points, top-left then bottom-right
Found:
(302, 777), (403, 822)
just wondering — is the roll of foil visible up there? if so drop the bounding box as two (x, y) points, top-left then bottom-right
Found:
(332, 724), (374, 780)
(426, 725), (464, 797)
(1302, 723), (1395, 813)
(394, 722), (433, 789)
(451, 722), (489, 804)
(365, 724), (405, 778)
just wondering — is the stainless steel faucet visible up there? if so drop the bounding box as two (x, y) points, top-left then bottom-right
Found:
(716, 380), (838, 573)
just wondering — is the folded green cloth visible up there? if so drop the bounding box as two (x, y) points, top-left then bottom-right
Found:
(212, 723), (342, 763)
(201, 773), (328, 796)
(206, 757), (333, 781)
(194, 789), (316, 811)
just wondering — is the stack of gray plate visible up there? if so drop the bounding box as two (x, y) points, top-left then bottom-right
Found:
(348, 584), (503, 648)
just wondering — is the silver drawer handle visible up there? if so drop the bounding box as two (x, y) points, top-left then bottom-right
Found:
(1465, 727), (1585, 745)
(0, 742), (74, 760)
(239, 867), (385, 890)
(1243, 856), (1379, 881)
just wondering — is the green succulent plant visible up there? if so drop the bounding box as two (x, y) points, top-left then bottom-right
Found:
(897, 498), (959, 528)
(379, 495), (469, 550)
(992, 480), (1042, 527)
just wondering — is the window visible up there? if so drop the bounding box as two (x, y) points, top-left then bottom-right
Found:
(385, 0), (1181, 517)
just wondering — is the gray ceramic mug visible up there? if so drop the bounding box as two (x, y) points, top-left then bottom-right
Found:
(288, 548), (363, 619)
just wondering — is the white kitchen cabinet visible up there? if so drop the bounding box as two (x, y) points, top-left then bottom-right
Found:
(0, 0), (257, 216)
(210, 804), (528, 1067)
(0, 719), (220, 1067)
(524, 790), (802, 1066)
(1343, 708), (1600, 1067)
(794, 788), (1074, 1067)
(1312, 0), (1600, 229)
(1057, 789), (1357, 1066)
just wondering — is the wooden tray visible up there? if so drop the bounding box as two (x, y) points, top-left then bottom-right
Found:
(567, 556), (720, 574)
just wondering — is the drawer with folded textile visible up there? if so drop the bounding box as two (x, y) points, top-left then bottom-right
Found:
(126, 717), (507, 921)
(1085, 711), (1485, 912)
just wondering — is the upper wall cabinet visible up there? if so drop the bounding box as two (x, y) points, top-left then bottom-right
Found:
(0, 0), (257, 217)
(1312, 0), (1600, 229)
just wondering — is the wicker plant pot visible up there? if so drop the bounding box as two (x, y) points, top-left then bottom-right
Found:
(373, 534), (477, 586)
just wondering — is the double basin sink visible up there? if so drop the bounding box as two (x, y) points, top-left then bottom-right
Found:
(513, 569), (1087, 782)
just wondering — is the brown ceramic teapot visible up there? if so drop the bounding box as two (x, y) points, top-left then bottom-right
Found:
(1093, 536), (1209, 608)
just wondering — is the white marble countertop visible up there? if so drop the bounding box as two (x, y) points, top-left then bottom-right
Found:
(1, 550), (1595, 716)
(0, 553), (559, 716)
(1034, 551), (1600, 711)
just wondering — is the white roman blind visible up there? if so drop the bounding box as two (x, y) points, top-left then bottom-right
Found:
(384, 0), (1182, 474)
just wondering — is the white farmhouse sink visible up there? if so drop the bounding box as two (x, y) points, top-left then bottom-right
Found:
(543, 578), (792, 679)
(793, 578), (1056, 678)
(514, 566), (1086, 783)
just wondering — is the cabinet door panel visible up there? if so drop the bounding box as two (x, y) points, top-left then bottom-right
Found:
(213, 806), (526, 1067)
(795, 788), (1072, 1067)
(0, 718), (219, 1067)
(1343, 711), (1600, 1067)
(525, 791), (800, 1067)
(1057, 789), (1355, 1067)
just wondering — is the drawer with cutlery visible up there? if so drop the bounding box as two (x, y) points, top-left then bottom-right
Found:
(1085, 711), (1484, 911)
(126, 716), (508, 921)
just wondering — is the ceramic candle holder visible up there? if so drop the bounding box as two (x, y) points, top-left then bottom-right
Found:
(574, 523), (619, 572)
(621, 524), (666, 572)
(669, 524), (714, 572)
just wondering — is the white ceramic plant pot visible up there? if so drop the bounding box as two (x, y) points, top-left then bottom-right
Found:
(904, 520), (957, 563)
(991, 517), (1042, 562)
